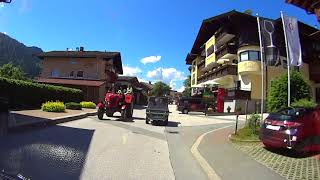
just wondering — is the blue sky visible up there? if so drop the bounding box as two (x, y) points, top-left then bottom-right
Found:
(0, 0), (318, 91)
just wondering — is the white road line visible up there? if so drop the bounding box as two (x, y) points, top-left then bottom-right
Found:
(191, 124), (234, 180)
(122, 134), (127, 145)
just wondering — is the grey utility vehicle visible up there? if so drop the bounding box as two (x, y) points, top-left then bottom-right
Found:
(146, 97), (170, 126)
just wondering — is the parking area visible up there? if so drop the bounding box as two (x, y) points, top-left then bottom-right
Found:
(232, 142), (320, 180)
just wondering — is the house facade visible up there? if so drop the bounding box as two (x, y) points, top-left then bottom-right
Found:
(185, 10), (320, 113)
(37, 48), (123, 103)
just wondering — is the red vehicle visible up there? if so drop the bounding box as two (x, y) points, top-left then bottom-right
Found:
(176, 97), (206, 114)
(260, 107), (320, 152)
(97, 92), (134, 121)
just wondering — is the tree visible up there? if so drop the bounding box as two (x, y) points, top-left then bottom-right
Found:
(182, 75), (192, 97)
(0, 62), (28, 80)
(150, 81), (171, 97)
(244, 9), (253, 15)
(267, 70), (311, 112)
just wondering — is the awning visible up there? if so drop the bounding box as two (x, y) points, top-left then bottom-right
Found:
(36, 78), (106, 87)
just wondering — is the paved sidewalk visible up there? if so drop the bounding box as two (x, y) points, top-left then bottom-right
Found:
(8, 108), (97, 128)
(198, 127), (285, 180)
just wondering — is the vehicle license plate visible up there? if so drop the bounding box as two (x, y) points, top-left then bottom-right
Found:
(266, 125), (280, 131)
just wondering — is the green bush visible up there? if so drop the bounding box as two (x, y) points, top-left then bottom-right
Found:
(0, 77), (83, 109)
(247, 114), (261, 135)
(291, 98), (317, 108)
(41, 101), (65, 112)
(80, 101), (96, 109)
(267, 70), (311, 112)
(65, 102), (82, 110)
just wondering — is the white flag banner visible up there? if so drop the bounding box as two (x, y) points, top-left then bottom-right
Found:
(282, 15), (302, 66)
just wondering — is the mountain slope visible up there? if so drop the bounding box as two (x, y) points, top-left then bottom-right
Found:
(0, 33), (43, 77)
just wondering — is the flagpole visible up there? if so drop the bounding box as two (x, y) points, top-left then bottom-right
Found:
(257, 14), (264, 121)
(281, 11), (291, 107)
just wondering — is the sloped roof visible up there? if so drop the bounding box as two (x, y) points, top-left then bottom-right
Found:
(37, 51), (123, 74)
(140, 82), (153, 91)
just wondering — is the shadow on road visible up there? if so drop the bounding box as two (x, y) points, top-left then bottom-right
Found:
(133, 105), (147, 110)
(0, 125), (94, 180)
(264, 147), (320, 158)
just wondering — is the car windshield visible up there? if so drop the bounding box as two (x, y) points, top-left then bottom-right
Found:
(268, 108), (310, 121)
(148, 97), (168, 109)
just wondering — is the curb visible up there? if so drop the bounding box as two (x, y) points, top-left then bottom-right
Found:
(9, 111), (97, 131)
(228, 134), (261, 142)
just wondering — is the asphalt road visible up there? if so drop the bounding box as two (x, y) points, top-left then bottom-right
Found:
(0, 105), (236, 180)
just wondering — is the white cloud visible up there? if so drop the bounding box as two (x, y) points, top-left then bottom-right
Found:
(140, 55), (161, 64)
(19, 0), (32, 13)
(177, 86), (185, 92)
(123, 66), (142, 76)
(147, 67), (187, 90)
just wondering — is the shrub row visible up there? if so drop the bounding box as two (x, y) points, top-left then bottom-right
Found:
(80, 101), (96, 109)
(65, 102), (82, 110)
(0, 77), (83, 109)
(42, 101), (65, 112)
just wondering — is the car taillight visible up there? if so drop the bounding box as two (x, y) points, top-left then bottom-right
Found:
(283, 121), (301, 128)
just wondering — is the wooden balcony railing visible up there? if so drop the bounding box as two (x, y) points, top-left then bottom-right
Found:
(215, 44), (237, 60)
(197, 64), (237, 83)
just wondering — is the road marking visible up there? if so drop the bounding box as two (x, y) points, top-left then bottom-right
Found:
(122, 134), (127, 145)
(191, 124), (234, 180)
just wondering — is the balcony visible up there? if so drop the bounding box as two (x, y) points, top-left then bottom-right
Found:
(197, 64), (237, 84)
(238, 61), (261, 75)
(215, 43), (237, 60)
(197, 56), (205, 66)
(215, 27), (236, 47)
(225, 88), (251, 100)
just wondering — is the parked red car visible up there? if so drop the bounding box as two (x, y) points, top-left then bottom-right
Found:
(176, 97), (206, 114)
(260, 107), (320, 152)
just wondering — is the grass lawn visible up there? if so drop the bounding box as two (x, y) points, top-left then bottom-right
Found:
(230, 126), (260, 142)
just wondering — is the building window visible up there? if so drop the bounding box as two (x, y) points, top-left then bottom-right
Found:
(316, 88), (320, 104)
(51, 69), (60, 77)
(70, 71), (74, 77)
(239, 50), (260, 61)
(77, 71), (84, 78)
(206, 45), (215, 57)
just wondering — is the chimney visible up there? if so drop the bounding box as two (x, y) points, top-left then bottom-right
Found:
(149, 81), (151, 84)
(66, 48), (69, 51)
(76, 47), (80, 51)
(80, 47), (84, 52)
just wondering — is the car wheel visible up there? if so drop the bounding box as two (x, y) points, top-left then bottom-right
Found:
(183, 109), (189, 114)
(106, 112), (113, 117)
(126, 103), (133, 118)
(164, 120), (168, 126)
(121, 109), (127, 121)
(97, 109), (104, 120)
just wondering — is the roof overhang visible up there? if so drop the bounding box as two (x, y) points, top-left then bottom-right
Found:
(286, 0), (320, 22)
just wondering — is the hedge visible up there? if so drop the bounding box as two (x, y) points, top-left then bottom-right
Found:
(42, 101), (65, 112)
(80, 101), (96, 109)
(65, 102), (82, 110)
(0, 77), (83, 109)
